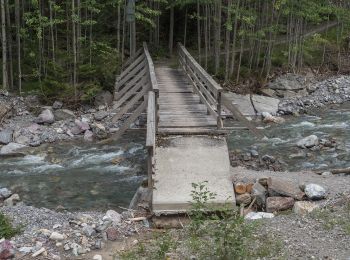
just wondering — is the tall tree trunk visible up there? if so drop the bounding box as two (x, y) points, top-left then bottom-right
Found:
(183, 7), (187, 46)
(5, 0), (12, 90)
(72, 0), (77, 103)
(49, 0), (55, 63)
(15, 0), (21, 93)
(1, 0), (7, 90)
(197, 0), (201, 64)
(224, 0), (232, 81)
(214, 0), (222, 74)
(168, 6), (174, 55)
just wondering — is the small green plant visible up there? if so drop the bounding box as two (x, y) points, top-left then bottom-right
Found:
(0, 213), (21, 239)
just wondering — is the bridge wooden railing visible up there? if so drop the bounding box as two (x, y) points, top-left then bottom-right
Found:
(111, 42), (158, 189)
(177, 43), (264, 138)
(177, 43), (224, 128)
(111, 42), (159, 141)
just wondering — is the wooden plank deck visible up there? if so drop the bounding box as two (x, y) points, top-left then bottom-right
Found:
(155, 66), (217, 133)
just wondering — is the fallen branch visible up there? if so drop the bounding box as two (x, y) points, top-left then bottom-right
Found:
(128, 217), (147, 222)
(331, 168), (350, 175)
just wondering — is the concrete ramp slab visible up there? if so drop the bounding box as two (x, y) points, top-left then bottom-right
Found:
(152, 136), (235, 215)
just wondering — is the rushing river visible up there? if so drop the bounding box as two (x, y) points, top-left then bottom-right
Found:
(0, 104), (349, 211)
(0, 132), (146, 211)
(227, 103), (350, 172)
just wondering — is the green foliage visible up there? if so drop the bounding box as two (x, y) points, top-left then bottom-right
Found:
(0, 214), (21, 239)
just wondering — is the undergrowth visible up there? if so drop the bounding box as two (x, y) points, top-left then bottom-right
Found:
(119, 181), (284, 260)
(0, 213), (21, 239)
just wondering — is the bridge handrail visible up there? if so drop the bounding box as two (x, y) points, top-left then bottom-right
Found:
(143, 42), (159, 95)
(177, 42), (223, 128)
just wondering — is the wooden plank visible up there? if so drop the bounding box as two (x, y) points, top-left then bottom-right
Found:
(221, 94), (265, 139)
(111, 85), (149, 123)
(118, 59), (146, 88)
(107, 98), (148, 141)
(122, 47), (143, 69)
(146, 91), (156, 149)
(143, 42), (159, 93)
(113, 76), (149, 109)
(114, 69), (146, 101)
(118, 53), (145, 84)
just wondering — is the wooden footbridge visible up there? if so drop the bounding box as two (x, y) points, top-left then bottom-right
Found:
(113, 43), (262, 215)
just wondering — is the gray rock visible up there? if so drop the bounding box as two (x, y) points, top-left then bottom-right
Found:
(297, 135), (319, 148)
(250, 150), (259, 158)
(75, 119), (90, 131)
(15, 135), (30, 145)
(18, 247), (33, 254)
(94, 111), (108, 121)
(49, 232), (65, 241)
(36, 109), (55, 124)
(268, 73), (306, 91)
(0, 129), (13, 145)
(251, 95), (280, 115)
(4, 194), (20, 206)
(54, 109), (75, 121)
(104, 210), (122, 224)
(251, 182), (267, 208)
(84, 130), (94, 141)
(293, 201), (319, 215)
(52, 101), (63, 110)
(82, 225), (96, 237)
(0, 188), (12, 199)
(94, 91), (113, 107)
(304, 184), (326, 200)
(0, 143), (27, 154)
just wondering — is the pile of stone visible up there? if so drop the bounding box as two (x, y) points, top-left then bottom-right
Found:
(296, 134), (336, 150)
(278, 75), (350, 114)
(230, 150), (284, 172)
(232, 177), (327, 219)
(0, 204), (149, 259)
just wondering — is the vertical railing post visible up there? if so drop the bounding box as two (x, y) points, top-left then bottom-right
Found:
(217, 91), (223, 129)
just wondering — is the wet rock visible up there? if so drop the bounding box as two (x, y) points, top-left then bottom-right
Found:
(4, 194), (20, 206)
(297, 135), (319, 148)
(262, 155), (276, 164)
(54, 109), (75, 121)
(251, 182), (267, 208)
(94, 91), (113, 107)
(236, 193), (252, 206)
(267, 177), (304, 200)
(0, 129), (13, 145)
(106, 227), (119, 241)
(266, 197), (295, 213)
(0, 240), (14, 259)
(0, 142), (26, 154)
(293, 201), (319, 215)
(104, 210), (122, 224)
(245, 212), (274, 220)
(94, 111), (108, 121)
(92, 123), (108, 139)
(250, 149), (259, 158)
(35, 109), (55, 124)
(15, 135), (30, 145)
(49, 232), (65, 241)
(84, 130), (94, 141)
(261, 112), (285, 124)
(0, 188), (12, 199)
(304, 184), (327, 200)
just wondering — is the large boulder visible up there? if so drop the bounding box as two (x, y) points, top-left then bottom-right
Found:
(35, 109), (55, 124)
(267, 73), (306, 91)
(0, 143), (27, 154)
(53, 109), (75, 121)
(267, 177), (304, 200)
(0, 129), (13, 145)
(94, 91), (113, 107)
(251, 182), (267, 208)
(266, 197), (295, 213)
(293, 201), (319, 215)
(297, 135), (319, 149)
